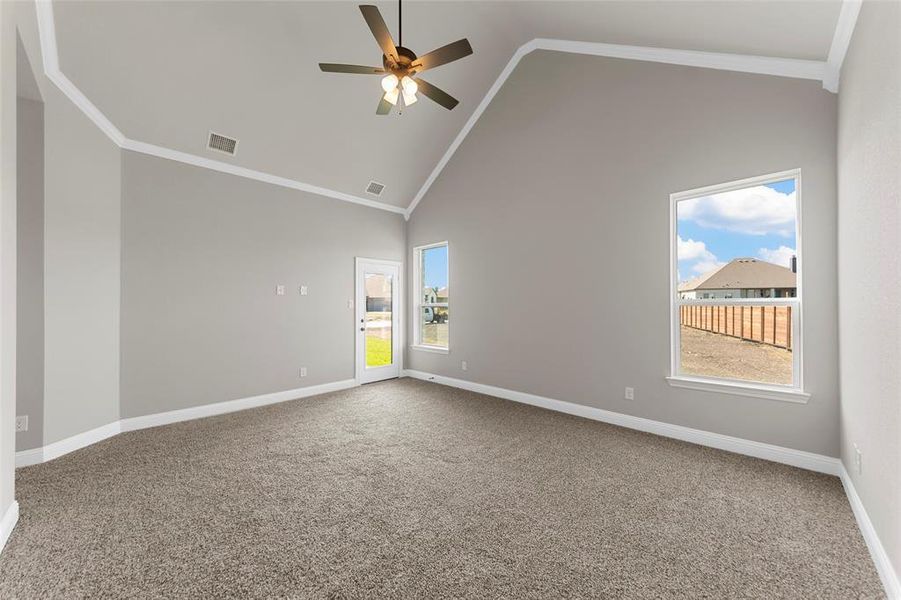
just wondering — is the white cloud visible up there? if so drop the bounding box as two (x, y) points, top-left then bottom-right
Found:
(677, 236), (725, 278)
(677, 236), (714, 262)
(758, 245), (796, 269)
(678, 185), (796, 237)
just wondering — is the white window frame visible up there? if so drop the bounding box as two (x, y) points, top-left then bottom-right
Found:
(667, 169), (809, 403)
(412, 241), (449, 354)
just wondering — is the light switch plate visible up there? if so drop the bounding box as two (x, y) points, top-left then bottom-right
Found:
(300, 286), (308, 296)
(276, 284), (286, 296)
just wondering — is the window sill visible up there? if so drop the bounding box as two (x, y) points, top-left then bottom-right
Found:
(410, 345), (449, 355)
(665, 376), (810, 404)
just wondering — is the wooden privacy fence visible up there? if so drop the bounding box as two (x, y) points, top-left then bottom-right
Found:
(680, 304), (793, 350)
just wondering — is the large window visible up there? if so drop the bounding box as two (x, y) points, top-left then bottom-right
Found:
(669, 170), (806, 402)
(413, 242), (449, 352)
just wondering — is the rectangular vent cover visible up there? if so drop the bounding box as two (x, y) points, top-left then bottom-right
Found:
(208, 131), (238, 156)
(365, 180), (386, 196)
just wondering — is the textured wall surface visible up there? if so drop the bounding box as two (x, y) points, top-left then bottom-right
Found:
(837, 0), (901, 580)
(120, 152), (405, 418)
(408, 50), (839, 456)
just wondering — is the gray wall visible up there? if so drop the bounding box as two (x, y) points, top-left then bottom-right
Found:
(407, 50), (839, 456)
(10, 1), (122, 448)
(15, 96), (42, 452)
(838, 0), (901, 578)
(119, 152), (405, 418)
(40, 63), (121, 446)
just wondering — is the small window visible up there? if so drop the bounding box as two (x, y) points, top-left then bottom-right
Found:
(671, 171), (803, 399)
(413, 242), (449, 351)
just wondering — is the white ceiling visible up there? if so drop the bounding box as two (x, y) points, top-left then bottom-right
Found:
(52, 1), (843, 209)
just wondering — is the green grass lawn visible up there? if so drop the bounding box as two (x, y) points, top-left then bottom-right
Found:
(366, 335), (392, 367)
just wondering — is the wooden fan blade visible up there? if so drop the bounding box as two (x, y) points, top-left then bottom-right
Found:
(319, 63), (385, 74)
(359, 5), (398, 61)
(413, 77), (459, 110)
(412, 39), (473, 72)
(376, 95), (393, 115)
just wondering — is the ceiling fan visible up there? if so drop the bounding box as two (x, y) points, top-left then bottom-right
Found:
(319, 1), (473, 114)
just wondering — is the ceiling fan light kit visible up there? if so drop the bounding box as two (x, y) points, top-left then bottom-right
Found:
(319, 1), (473, 114)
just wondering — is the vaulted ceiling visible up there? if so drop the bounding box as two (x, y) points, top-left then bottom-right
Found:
(51, 1), (844, 211)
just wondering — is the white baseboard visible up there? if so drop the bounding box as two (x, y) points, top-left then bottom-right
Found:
(0, 501), (19, 555)
(43, 421), (122, 463)
(402, 370), (841, 475)
(15, 379), (358, 468)
(14, 447), (44, 469)
(403, 370), (901, 597)
(839, 465), (901, 599)
(15, 422), (122, 468)
(120, 379), (357, 432)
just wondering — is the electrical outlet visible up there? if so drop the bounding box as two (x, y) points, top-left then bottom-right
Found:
(624, 387), (635, 401)
(15, 416), (27, 432)
(299, 367), (307, 378)
(854, 443), (862, 475)
(276, 284), (286, 296)
(300, 285), (308, 296)
(461, 361), (468, 371)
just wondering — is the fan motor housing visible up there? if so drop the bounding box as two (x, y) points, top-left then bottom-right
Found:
(383, 46), (418, 74)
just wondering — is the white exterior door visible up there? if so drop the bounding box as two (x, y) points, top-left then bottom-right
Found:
(355, 258), (401, 384)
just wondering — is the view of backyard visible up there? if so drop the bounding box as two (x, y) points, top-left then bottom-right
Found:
(365, 311), (392, 367)
(421, 321), (449, 347)
(677, 176), (798, 387)
(680, 325), (792, 385)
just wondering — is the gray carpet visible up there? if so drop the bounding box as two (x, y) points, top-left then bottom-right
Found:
(0, 378), (884, 599)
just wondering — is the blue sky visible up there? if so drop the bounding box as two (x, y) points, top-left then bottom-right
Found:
(422, 245), (448, 289)
(677, 178), (797, 282)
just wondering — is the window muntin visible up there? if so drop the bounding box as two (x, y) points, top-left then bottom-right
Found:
(671, 171), (802, 393)
(413, 242), (449, 350)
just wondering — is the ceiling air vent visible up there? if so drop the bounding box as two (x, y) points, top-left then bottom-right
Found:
(207, 131), (238, 156)
(365, 180), (386, 197)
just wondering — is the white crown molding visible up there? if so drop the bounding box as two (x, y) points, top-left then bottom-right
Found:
(34, 0), (852, 220)
(839, 465), (901, 599)
(404, 42), (535, 219)
(33, 0), (406, 216)
(404, 36), (835, 218)
(823, 0), (863, 93)
(15, 379), (358, 468)
(121, 139), (406, 214)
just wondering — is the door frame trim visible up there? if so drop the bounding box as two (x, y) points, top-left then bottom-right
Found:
(355, 257), (403, 384)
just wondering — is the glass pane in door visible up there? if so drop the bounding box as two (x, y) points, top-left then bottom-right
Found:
(364, 273), (393, 367)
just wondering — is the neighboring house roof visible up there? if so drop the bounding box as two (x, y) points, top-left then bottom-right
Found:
(420, 286), (448, 298)
(678, 258), (796, 292)
(365, 276), (392, 299)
